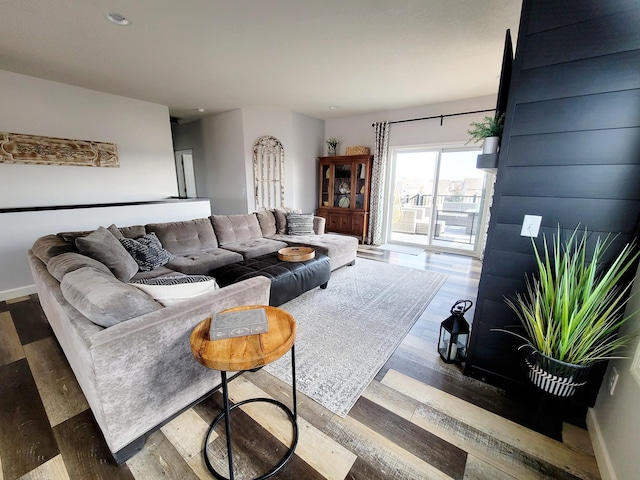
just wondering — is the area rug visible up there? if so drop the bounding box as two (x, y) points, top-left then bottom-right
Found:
(378, 243), (426, 255)
(264, 258), (447, 417)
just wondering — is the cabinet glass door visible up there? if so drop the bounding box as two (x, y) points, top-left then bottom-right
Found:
(355, 162), (367, 209)
(334, 164), (352, 208)
(321, 164), (331, 207)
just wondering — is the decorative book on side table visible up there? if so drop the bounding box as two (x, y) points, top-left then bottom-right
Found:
(209, 308), (269, 340)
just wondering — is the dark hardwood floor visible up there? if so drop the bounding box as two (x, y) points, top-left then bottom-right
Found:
(0, 248), (601, 479)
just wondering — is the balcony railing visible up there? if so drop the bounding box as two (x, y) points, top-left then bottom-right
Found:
(393, 194), (481, 245)
(400, 194), (481, 210)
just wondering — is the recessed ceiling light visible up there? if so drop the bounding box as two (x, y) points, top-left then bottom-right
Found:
(197, 108), (205, 113)
(329, 106), (339, 110)
(105, 13), (131, 26)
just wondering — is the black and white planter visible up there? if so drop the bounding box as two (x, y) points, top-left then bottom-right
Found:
(524, 348), (591, 398)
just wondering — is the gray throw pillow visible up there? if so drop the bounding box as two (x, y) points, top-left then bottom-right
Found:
(75, 226), (139, 282)
(61, 267), (162, 328)
(47, 252), (114, 282)
(256, 210), (277, 237)
(273, 208), (288, 235)
(107, 223), (124, 239)
(287, 213), (315, 235)
(119, 232), (175, 272)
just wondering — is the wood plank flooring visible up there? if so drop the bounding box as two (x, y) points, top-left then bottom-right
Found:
(0, 249), (602, 479)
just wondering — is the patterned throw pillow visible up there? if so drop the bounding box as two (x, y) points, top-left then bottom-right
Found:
(129, 275), (219, 306)
(287, 213), (315, 236)
(131, 275), (213, 286)
(119, 232), (175, 272)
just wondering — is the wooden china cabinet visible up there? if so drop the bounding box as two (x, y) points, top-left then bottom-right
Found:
(316, 154), (373, 242)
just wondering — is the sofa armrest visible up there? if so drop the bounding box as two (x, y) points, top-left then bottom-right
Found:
(313, 216), (326, 235)
(86, 276), (271, 453)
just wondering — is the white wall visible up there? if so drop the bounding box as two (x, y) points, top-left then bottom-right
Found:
(173, 108), (323, 215)
(0, 70), (178, 208)
(325, 95), (497, 154)
(201, 110), (246, 214)
(171, 120), (208, 199)
(588, 263), (640, 480)
(291, 112), (324, 213)
(0, 69), (211, 299)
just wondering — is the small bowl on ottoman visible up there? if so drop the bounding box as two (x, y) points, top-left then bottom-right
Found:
(278, 247), (315, 262)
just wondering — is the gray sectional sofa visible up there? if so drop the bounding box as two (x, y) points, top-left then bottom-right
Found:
(28, 209), (358, 463)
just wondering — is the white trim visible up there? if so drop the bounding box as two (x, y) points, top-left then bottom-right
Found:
(631, 338), (640, 388)
(1, 284), (36, 302)
(586, 408), (617, 480)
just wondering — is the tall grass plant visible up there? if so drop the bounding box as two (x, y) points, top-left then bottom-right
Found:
(503, 226), (639, 366)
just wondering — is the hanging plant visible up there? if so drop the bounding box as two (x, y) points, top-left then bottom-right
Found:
(467, 114), (505, 145)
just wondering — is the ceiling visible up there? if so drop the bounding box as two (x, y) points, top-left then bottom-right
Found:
(0, 1), (522, 123)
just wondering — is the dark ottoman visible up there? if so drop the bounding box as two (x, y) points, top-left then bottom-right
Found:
(210, 252), (330, 306)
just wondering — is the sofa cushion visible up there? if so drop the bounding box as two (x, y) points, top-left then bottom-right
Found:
(146, 218), (218, 254)
(47, 252), (113, 282)
(166, 248), (244, 275)
(61, 267), (162, 328)
(211, 214), (263, 245)
(75, 227), (139, 282)
(107, 224), (124, 239)
(57, 230), (94, 242)
(118, 224), (146, 239)
(269, 233), (358, 271)
(119, 232), (175, 272)
(287, 213), (315, 236)
(313, 216), (326, 235)
(220, 238), (288, 259)
(129, 275), (219, 306)
(32, 234), (77, 264)
(256, 210), (277, 237)
(56, 224), (127, 242)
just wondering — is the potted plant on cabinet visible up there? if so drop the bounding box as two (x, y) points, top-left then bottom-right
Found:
(326, 137), (340, 156)
(500, 226), (639, 397)
(467, 113), (505, 154)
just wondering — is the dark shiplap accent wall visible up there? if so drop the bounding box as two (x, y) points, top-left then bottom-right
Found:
(465, 0), (640, 407)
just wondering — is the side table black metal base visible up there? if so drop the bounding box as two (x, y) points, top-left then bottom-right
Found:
(204, 346), (298, 480)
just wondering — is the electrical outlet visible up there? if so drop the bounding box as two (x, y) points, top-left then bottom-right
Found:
(521, 215), (542, 237)
(608, 366), (619, 395)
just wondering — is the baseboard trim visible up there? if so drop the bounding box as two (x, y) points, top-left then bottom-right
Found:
(1, 284), (36, 302)
(586, 407), (616, 480)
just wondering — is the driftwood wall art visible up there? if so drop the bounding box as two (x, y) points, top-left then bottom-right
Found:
(0, 131), (119, 167)
(253, 135), (284, 210)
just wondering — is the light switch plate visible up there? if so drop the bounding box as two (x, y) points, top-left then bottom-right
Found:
(521, 215), (542, 237)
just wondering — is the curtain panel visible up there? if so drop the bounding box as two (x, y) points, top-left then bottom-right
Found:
(366, 122), (389, 245)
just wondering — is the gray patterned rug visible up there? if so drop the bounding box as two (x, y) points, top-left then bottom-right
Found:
(265, 258), (447, 417)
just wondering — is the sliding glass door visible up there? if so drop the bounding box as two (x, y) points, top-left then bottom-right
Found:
(388, 146), (489, 256)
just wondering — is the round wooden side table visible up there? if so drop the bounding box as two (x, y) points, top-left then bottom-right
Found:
(190, 305), (298, 480)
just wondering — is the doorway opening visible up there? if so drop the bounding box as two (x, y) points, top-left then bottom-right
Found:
(387, 146), (491, 257)
(174, 149), (197, 198)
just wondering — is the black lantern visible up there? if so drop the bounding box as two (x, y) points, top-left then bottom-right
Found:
(438, 300), (472, 363)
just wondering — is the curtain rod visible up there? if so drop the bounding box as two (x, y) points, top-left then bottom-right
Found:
(371, 108), (495, 127)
